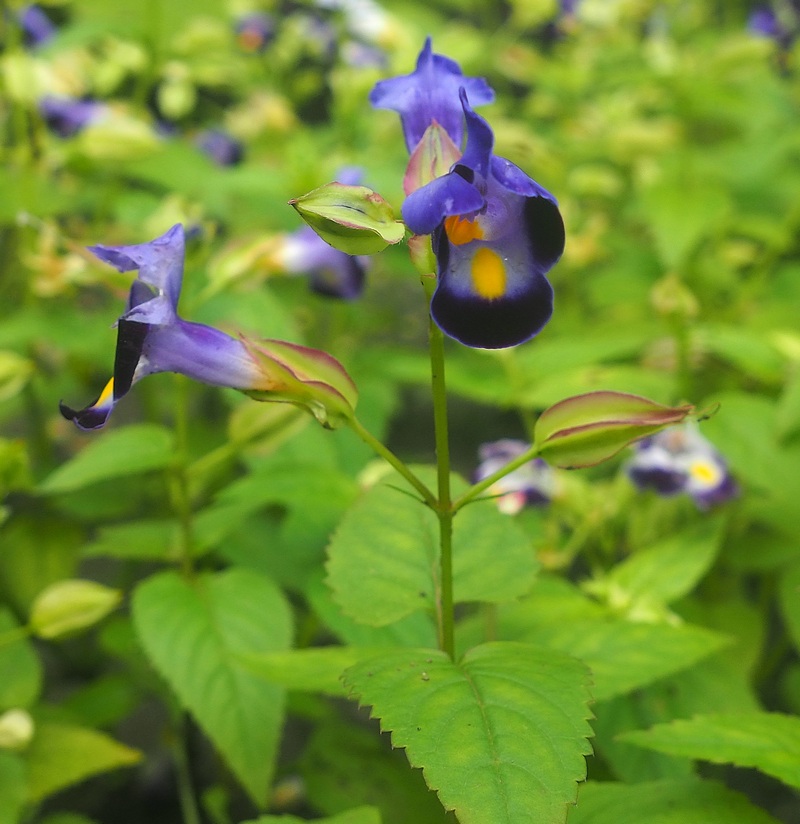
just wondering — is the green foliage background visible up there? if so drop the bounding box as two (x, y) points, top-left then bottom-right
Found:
(2, 0), (800, 822)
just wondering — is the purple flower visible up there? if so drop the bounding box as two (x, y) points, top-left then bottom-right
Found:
(369, 37), (494, 153)
(626, 425), (738, 511)
(279, 227), (367, 299)
(60, 226), (287, 430)
(402, 90), (565, 349)
(39, 96), (105, 138)
(475, 439), (554, 514)
(234, 12), (276, 54)
(196, 129), (244, 166)
(20, 4), (56, 48)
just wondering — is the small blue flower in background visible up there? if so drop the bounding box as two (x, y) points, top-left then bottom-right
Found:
(369, 36), (494, 153)
(625, 424), (738, 510)
(475, 439), (554, 515)
(748, 3), (799, 48)
(196, 129), (244, 166)
(279, 226), (368, 299)
(402, 90), (565, 349)
(19, 4), (56, 48)
(234, 11), (276, 54)
(60, 225), (280, 430)
(39, 96), (105, 138)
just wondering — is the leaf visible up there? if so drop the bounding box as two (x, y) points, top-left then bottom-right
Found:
(0, 752), (26, 824)
(300, 717), (449, 824)
(39, 425), (174, 494)
(484, 578), (731, 700)
(584, 518), (725, 614)
(343, 642), (593, 824)
(132, 569), (292, 806)
(238, 647), (385, 697)
(326, 471), (538, 626)
(620, 712), (800, 789)
(0, 610), (41, 710)
(779, 561), (800, 654)
(81, 519), (182, 561)
(25, 721), (141, 803)
(569, 778), (782, 824)
(241, 807), (382, 824)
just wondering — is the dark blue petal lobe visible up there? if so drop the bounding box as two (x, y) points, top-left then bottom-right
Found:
(402, 172), (485, 235)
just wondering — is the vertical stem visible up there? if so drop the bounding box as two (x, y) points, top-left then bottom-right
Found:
(428, 309), (455, 659)
(171, 375), (196, 578)
(174, 713), (202, 824)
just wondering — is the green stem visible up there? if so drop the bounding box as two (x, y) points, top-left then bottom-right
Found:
(174, 713), (202, 824)
(453, 443), (542, 513)
(171, 376), (196, 577)
(346, 415), (437, 509)
(428, 314), (455, 660)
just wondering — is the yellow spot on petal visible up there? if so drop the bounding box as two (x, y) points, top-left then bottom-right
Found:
(689, 460), (720, 486)
(444, 215), (483, 245)
(95, 377), (115, 408)
(471, 247), (506, 300)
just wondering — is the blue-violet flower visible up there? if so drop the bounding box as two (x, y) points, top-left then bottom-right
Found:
(369, 36), (494, 153)
(40, 96), (105, 138)
(60, 225), (357, 429)
(625, 424), (738, 510)
(475, 439), (554, 514)
(196, 129), (244, 166)
(403, 89), (565, 349)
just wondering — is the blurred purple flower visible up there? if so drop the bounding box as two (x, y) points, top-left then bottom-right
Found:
(196, 129), (244, 166)
(369, 36), (494, 153)
(748, 4), (799, 47)
(626, 424), (738, 510)
(60, 225), (281, 430)
(234, 11), (276, 54)
(279, 167), (370, 299)
(20, 4), (56, 47)
(39, 96), (105, 138)
(475, 439), (554, 514)
(402, 90), (564, 349)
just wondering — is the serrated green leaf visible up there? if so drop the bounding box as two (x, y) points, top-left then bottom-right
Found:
(25, 722), (141, 803)
(0, 611), (41, 710)
(569, 778), (782, 824)
(39, 425), (174, 495)
(0, 752), (26, 824)
(620, 713), (800, 789)
(241, 806), (381, 824)
(132, 569), (292, 806)
(326, 471), (538, 627)
(344, 642), (593, 824)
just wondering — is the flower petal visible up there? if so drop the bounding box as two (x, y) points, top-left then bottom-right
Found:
(369, 37), (494, 152)
(402, 171), (485, 236)
(59, 377), (117, 431)
(430, 223), (554, 349)
(88, 224), (184, 309)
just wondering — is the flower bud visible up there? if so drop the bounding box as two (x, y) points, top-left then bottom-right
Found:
(244, 338), (358, 429)
(30, 579), (122, 640)
(290, 182), (405, 255)
(533, 391), (694, 469)
(0, 709), (34, 752)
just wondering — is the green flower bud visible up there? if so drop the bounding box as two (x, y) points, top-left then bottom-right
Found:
(0, 709), (34, 752)
(30, 579), (122, 640)
(533, 391), (694, 469)
(290, 183), (405, 255)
